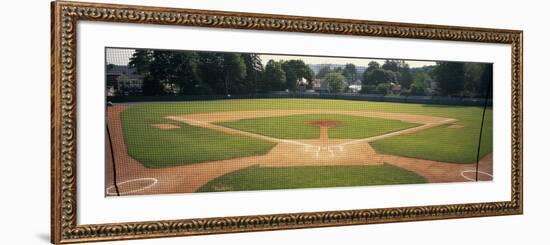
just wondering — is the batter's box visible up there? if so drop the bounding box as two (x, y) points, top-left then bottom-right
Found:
(304, 145), (321, 157)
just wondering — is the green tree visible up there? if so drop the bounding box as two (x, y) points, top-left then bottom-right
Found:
(382, 60), (404, 72)
(281, 61), (297, 91)
(222, 53), (246, 95)
(282, 60), (312, 91)
(242, 53), (264, 93)
(434, 62), (465, 96)
(463, 63), (483, 97)
(366, 61), (380, 74)
(412, 65), (436, 92)
(316, 65), (332, 79)
(129, 50), (153, 75)
(400, 64), (413, 89)
(412, 71), (432, 87)
(343, 63), (358, 84)
(147, 50), (175, 95)
(264, 60), (286, 91)
(479, 64), (493, 98)
(324, 72), (346, 93)
(171, 51), (209, 95)
(304, 67), (315, 89)
(463, 63), (492, 98)
(129, 50), (158, 95)
(198, 53), (225, 94)
(410, 81), (427, 95)
(375, 83), (390, 94)
(363, 68), (397, 86)
(361, 61), (382, 93)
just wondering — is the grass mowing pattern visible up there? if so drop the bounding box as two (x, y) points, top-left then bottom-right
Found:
(120, 99), (492, 166)
(197, 164), (427, 192)
(217, 114), (419, 139)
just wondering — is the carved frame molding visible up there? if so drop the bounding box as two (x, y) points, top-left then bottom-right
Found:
(51, 1), (523, 243)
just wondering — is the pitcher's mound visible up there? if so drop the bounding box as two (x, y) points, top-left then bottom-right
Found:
(305, 120), (344, 128)
(152, 124), (180, 130)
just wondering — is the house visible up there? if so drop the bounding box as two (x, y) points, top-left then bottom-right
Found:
(389, 82), (402, 95)
(106, 64), (144, 96)
(346, 80), (363, 93)
(312, 79), (330, 93)
(350, 79), (362, 86)
(348, 84), (362, 93)
(311, 79), (321, 89)
(296, 77), (309, 91)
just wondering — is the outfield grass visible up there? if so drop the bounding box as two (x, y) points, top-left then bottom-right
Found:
(119, 98), (492, 166)
(217, 114), (419, 139)
(197, 164), (427, 192)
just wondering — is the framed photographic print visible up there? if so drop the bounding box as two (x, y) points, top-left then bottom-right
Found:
(51, 0), (523, 243)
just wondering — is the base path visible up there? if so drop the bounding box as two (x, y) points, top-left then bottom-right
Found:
(167, 109), (455, 124)
(380, 153), (493, 183)
(106, 105), (492, 196)
(106, 105), (265, 195)
(166, 109), (456, 157)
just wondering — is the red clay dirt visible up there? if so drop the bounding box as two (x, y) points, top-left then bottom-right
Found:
(305, 120), (344, 144)
(106, 105), (493, 196)
(305, 120), (344, 128)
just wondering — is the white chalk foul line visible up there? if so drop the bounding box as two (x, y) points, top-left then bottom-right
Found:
(337, 118), (457, 147)
(106, 177), (158, 195)
(181, 118), (342, 159)
(460, 170), (493, 181)
(173, 117), (457, 159)
(179, 118), (314, 147)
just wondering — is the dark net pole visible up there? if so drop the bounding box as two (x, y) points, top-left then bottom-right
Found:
(105, 47), (133, 196)
(475, 69), (493, 181)
(106, 109), (121, 196)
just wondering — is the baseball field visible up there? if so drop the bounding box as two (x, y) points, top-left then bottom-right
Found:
(105, 98), (493, 196)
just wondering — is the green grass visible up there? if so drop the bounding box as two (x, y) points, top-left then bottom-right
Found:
(197, 164), (427, 192)
(217, 114), (419, 139)
(370, 106), (492, 163)
(370, 120), (492, 163)
(120, 111), (276, 168)
(119, 98), (492, 166)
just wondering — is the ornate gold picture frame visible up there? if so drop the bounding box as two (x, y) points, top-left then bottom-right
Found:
(51, 1), (523, 243)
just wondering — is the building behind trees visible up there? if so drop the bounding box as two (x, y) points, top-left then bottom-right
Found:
(106, 48), (492, 100)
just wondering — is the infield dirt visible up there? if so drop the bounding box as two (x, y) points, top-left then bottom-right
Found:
(106, 105), (492, 195)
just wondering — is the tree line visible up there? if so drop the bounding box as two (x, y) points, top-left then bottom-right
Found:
(358, 60), (492, 97)
(282, 59), (491, 97)
(127, 50), (314, 96)
(119, 49), (492, 98)
(129, 50), (258, 95)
